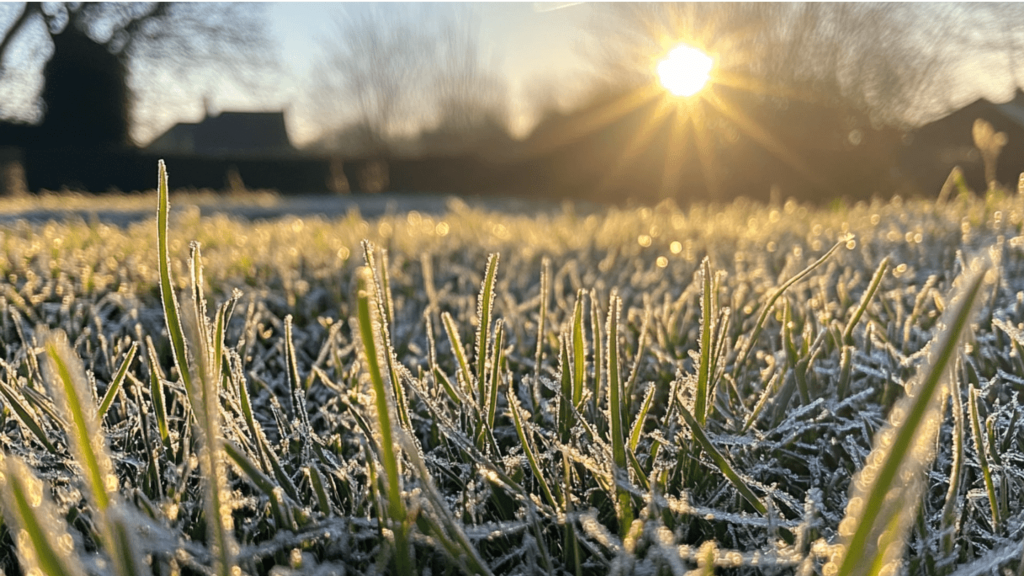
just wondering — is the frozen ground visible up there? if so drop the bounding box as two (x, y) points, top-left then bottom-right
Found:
(0, 191), (588, 226)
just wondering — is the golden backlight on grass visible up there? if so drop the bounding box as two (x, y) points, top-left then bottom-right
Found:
(657, 44), (713, 97)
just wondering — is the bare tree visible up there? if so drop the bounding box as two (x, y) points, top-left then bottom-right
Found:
(0, 2), (276, 144)
(308, 7), (433, 155)
(307, 6), (510, 156)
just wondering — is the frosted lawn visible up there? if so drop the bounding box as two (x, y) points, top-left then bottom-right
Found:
(0, 166), (1021, 575)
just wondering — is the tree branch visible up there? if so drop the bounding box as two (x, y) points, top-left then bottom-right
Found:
(0, 2), (42, 68)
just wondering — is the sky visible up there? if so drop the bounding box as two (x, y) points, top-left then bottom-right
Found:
(250, 3), (598, 145)
(1, 3), (1022, 149)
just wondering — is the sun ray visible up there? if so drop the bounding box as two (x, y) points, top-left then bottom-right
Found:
(689, 100), (722, 200)
(702, 89), (836, 193)
(659, 105), (693, 199)
(713, 70), (833, 106)
(525, 84), (663, 157)
(594, 96), (677, 197)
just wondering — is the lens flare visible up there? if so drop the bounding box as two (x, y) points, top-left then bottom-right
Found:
(657, 44), (713, 97)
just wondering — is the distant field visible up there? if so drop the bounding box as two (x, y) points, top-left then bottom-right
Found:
(0, 170), (1021, 576)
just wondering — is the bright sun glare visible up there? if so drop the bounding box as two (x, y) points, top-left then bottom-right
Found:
(657, 44), (713, 97)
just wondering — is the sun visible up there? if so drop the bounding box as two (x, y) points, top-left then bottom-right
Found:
(656, 44), (713, 97)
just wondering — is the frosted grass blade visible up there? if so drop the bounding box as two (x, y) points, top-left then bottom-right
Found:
(356, 266), (411, 574)
(968, 384), (1000, 532)
(695, 257), (715, 425)
(156, 161), (196, 407)
(940, 364), (965, 566)
(442, 311), (475, 402)
(507, 384), (557, 510)
(677, 403), (767, 515)
(606, 295), (633, 538)
(98, 341), (137, 421)
(832, 257), (992, 576)
(571, 291), (585, 407)
(145, 336), (170, 453)
(628, 383), (655, 452)
(534, 257), (550, 393)
(0, 376), (58, 454)
(734, 239), (844, 373)
(0, 455), (88, 576)
(475, 253), (499, 408)
(42, 329), (150, 576)
(843, 256), (890, 346)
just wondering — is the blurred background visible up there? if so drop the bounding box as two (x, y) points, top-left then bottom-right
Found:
(2, 2), (1024, 205)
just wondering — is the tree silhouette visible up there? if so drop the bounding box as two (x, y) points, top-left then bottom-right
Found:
(0, 2), (274, 146)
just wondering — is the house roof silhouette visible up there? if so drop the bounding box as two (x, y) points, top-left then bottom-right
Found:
(148, 110), (295, 156)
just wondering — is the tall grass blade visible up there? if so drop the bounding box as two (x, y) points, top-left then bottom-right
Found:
(485, 318), (504, 435)
(356, 266), (411, 574)
(0, 455), (88, 576)
(940, 362), (965, 569)
(590, 289), (604, 416)
(734, 239), (845, 373)
(677, 403), (767, 515)
(156, 161), (196, 405)
(843, 256), (890, 346)
(507, 385), (557, 510)
(534, 257), (550, 396)
(832, 257), (992, 576)
(0, 376), (58, 454)
(145, 336), (171, 454)
(571, 291), (586, 407)
(442, 311), (475, 402)
(98, 341), (137, 421)
(606, 295), (633, 538)
(968, 384), (1000, 532)
(41, 329), (150, 576)
(475, 253), (500, 408)
(695, 257), (715, 425)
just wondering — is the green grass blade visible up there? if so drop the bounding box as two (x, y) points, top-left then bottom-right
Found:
(507, 385), (558, 510)
(558, 334), (573, 443)
(833, 258), (992, 576)
(677, 403), (767, 515)
(42, 330), (113, 513)
(145, 336), (170, 453)
(843, 256), (890, 346)
(98, 341), (137, 421)
(606, 295), (633, 538)
(590, 289), (604, 417)
(0, 376), (58, 454)
(356, 266), (411, 574)
(628, 383), (655, 452)
(42, 329), (151, 576)
(0, 455), (88, 576)
(734, 239), (845, 373)
(695, 257), (715, 425)
(534, 257), (550, 396)
(213, 290), (240, 391)
(485, 318), (504, 434)
(223, 440), (294, 529)
(475, 253), (500, 408)
(156, 161), (196, 405)
(307, 465), (333, 517)
(571, 291), (586, 407)
(442, 311), (475, 403)
(968, 384), (1001, 532)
